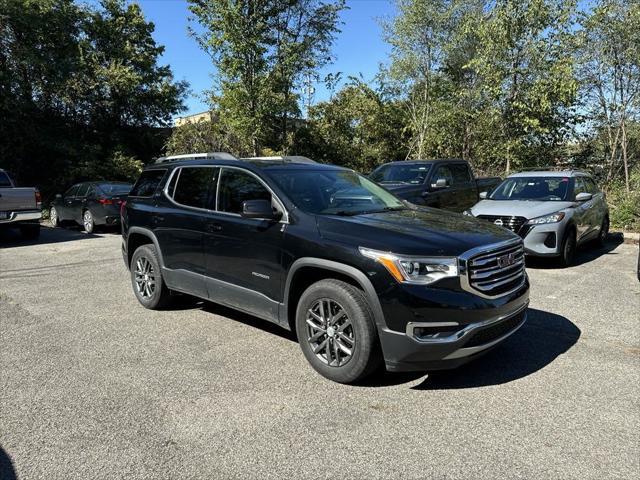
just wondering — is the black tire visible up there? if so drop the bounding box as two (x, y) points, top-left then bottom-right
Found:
(82, 209), (95, 233)
(130, 244), (171, 310)
(49, 206), (60, 227)
(596, 216), (609, 247)
(295, 279), (382, 384)
(19, 224), (40, 240)
(559, 228), (576, 267)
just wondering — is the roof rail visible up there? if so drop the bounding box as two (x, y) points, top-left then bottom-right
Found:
(154, 152), (238, 164)
(514, 166), (589, 175)
(244, 155), (317, 164)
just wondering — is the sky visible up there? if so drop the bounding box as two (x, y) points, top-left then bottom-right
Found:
(108, 0), (397, 118)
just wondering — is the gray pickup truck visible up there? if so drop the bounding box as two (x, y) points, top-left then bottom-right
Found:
(0, 169), (42, 239)
(369, 159), (501, 212)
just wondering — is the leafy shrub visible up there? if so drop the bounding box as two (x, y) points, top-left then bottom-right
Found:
(606, 166), (640, 231)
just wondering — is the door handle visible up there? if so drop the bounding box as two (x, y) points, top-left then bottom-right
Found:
(207, 223), (222, 232)
(154, 215), (165, 223)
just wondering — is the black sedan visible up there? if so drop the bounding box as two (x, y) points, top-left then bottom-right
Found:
(50, 182), (132, 233)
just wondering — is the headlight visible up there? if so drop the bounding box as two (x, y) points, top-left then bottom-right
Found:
(463, 210), (473, 216)
(526, 211), (566, 225)
(359, 247), (458, 285)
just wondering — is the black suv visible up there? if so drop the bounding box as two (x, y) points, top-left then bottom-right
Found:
(121, 153), (530, 383)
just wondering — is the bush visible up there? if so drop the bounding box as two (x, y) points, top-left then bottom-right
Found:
(606, 167), (640, 231)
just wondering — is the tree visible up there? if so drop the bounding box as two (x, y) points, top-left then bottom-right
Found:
(576, 0), (640, 191)
(188, 0), (344, 155)
(0, 0), (186, 198)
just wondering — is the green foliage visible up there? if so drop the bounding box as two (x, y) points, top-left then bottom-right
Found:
(0, 0), (186, 199)
(188, 0), (345, 155)
(165, 117), (242, 156)
(606, 165), (640, 231)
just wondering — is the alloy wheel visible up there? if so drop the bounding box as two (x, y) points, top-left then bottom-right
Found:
(83, 211), (93, 232)
(305, 298), (355, 367)
(50, 207), (57, 226)
(134, 256), (156, 299)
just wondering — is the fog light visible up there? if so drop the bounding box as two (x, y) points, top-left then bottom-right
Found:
(544, 232), (556, 248)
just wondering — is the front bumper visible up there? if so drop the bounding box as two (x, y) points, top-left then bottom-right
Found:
(522, 223), (564, 256)
(0, 209), (42, 225)
(377, 281), (530, 372)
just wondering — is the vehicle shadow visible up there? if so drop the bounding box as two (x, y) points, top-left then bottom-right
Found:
(0, 224), (108, 248)
(408, 308), (580, 390)
(0, 445), (17, 480)
(525, 233), (624, 269)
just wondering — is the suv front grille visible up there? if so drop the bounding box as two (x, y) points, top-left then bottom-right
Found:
(477, 215), (528, 237)
(464, 241), (526, 298)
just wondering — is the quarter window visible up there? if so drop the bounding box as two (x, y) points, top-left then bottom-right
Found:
(173, 167), (218, 209)
(217, 169), (272, 214)
(130, 169), (167, 197)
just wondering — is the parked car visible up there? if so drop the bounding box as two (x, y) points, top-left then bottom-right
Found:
(121, 153), (530, 384)
(466, 170), (609, 267)
(369, 159), (501, 212)
(50, 181), (132, 233)
(0, 168), (41, 239)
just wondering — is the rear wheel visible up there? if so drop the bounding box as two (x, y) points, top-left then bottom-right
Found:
(295, 279), (382, 384)
(130, 244), (171, 309)
(559, 228), (576, 267)
(83, 209), (95, 233)
(596, 216), (609, 247)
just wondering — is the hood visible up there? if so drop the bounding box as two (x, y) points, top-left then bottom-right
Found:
(317, 206), (516, 257)
(470, 200), (573, 220)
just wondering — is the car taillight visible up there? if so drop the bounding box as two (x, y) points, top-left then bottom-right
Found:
(35, 190), (42, 207)
(98, 197), (113, 205)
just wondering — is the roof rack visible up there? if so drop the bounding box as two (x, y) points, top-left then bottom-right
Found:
(244, 155), (317, 164)
(154, 152), (238, 164)
(514, 166), (589, 175)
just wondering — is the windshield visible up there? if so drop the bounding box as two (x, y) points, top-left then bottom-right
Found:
(98, 183), (132, 195)
(370, 163), (430, 184)
(268, 169), (406, 215)
(489, 177), (570, 201)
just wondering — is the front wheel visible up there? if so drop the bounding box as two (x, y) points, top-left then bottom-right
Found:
(49, 206), (59, 227)
(130, 244), (171, 309)
(295, 279), (382, 384)
(559, 228), (576, 267)
(596, 216), (609, 247)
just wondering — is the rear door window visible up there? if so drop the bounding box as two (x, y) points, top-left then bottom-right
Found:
(130, 169), (167, 197)
(64, 185), (80, 198)
(172, 167), (219, 209)
(450, 164), (472, 184)
(217, 168), (271, 214)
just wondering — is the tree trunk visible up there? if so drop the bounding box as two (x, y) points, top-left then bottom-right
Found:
(621, 119), (629, 193)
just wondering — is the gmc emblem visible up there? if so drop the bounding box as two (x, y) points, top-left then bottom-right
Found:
(497, 253), (517, 268)
(494, 219), (504, 227)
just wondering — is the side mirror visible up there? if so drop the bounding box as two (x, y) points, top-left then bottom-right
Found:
(55, 194), (62, 199)
(575, 192), (593, 202)
(241, 199), (281, 221)
(479, 191), (488, 199)
(431, 178), (449, 189)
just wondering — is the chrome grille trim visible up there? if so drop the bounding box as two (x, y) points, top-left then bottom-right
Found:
(459, 238), (527, 299)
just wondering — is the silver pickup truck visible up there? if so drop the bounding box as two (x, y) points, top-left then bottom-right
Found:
(0, 169), (42, 239)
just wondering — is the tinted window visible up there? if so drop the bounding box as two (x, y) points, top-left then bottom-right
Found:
(218, 169), (271, 214)
(0, 171), (12, 187)
(173, 167), (218, 209)
(433, 165), (453, 186)
(369, 164), (431, 184)
(450, 164), (471, 184)
(64, 185), (80, 197)
(130, 169), (166, 197)
(76, 184), (90, 197)
(97, 183), (132, 195)
(584, 177), (598, 194)
(490, 177), (570, 201)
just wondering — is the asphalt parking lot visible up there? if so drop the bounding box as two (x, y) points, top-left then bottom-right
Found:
(1, 226), (638, 479)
